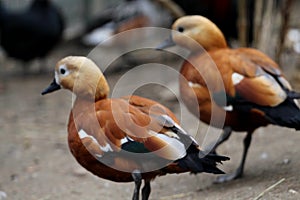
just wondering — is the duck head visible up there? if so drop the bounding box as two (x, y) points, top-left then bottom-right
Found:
(157, 15), (227, 52)
(41, 56), (110, 101)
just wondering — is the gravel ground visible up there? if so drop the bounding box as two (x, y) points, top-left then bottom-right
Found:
(1, 32), (300, 200)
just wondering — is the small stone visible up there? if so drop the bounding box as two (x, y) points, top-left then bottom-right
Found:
(25, 165), (40, 174)
(10, 174), (18, 182)
(283, 158), (290, 165)
(0, 191), (7, 199)
(289, 189), (298, 194)
(103, 182), (110, 188)
(72, 167), (88, 177)
(23, 137), (32, 150)
(260, 152), (268, 159)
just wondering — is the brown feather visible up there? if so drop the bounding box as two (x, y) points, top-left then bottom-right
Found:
(69, 95), (189, 173)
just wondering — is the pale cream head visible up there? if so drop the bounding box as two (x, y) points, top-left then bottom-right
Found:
(54, 56), (110, 100)
(171, 15), (227, 51)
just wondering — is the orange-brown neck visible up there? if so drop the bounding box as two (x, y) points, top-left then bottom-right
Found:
(196, 30), (228, 52)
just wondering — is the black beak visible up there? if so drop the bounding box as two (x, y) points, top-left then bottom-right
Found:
(155, 35), (176, 50)
(41, 79), (61, 95)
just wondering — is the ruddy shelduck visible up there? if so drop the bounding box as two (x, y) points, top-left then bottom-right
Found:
(41, 56), (229, 199)
(157, 15), (300, 182)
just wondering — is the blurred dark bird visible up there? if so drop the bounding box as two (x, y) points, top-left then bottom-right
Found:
(81, 0), (173, 46)
(0, 0), (64, 65)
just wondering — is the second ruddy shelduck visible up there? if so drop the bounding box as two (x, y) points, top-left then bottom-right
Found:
(41, 56), (229, 200)
(157, 15), (300, 183)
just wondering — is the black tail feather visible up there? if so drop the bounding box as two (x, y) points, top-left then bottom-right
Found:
(155, 115), (230, 174)
(177, 148), (229, 174)
(287, 90), (300, 99)
(260, 98), (300, 130)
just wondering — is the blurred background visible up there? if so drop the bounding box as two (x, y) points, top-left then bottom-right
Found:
(1, 0), (300, 199)
(1, 0), (300, 75)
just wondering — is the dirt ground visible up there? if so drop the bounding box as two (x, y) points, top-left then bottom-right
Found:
(1, 34), (300, 200)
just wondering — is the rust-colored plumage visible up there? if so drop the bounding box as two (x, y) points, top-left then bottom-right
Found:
(158, 15), (300, 182)
(41, 56), (229, 199)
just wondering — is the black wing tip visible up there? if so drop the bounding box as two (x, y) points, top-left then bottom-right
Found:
(286, 90), (300, 99)
(199, 151), (230, 162)
(210, 154), (230, 162)
(177, 152), (230, 175)
(205, 154), (229, 174)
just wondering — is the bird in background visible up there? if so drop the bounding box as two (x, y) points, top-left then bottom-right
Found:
(0, 0), (64, 71)
(41, 56), (229, 200)
(81, 0), (174, 47)
(157, 15), (300, 183)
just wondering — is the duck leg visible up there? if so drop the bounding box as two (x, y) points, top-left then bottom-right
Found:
(215, 131), (253, 183)
(132, 170), (142, 200)
(209, 127), (232, 154)
(141, 180), (151, 200)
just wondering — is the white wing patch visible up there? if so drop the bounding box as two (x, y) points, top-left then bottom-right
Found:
(188, 81), (202, 88)
(223, 105), (233, 111)
(155, 114), (176, 127)
(100, 143), (113, 152)
(151, 131), (186, 160)
(156, 114), (198, 144)
(164, 131), (180, 139)
(120, 137), (129, 145)
(78, 129), (92, 139)
(120, 136), (134, 145)
(78, 129), (113, 153)
(232, 73), (244, 85)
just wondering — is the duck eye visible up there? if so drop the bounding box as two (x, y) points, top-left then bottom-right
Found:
(177, 26), (184, 32)
(60, 68), (66, 75)
(58, 65), (69, 76)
